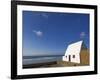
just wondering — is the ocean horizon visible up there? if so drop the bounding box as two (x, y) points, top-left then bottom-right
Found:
(23, 55), (63, 65)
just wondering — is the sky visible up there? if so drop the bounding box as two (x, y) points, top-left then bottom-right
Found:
(22, 11), (89, 56)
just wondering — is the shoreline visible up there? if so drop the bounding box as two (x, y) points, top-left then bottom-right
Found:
(23, 60), (89, 69)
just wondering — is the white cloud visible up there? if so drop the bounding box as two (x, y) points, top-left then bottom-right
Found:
(80, 32), (85, 38)
(33, 30), (43, 37)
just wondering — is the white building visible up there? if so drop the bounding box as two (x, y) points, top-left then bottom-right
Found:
(62, 40), (83, 63)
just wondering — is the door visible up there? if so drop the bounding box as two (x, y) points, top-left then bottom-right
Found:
(69, 55), (71, 62)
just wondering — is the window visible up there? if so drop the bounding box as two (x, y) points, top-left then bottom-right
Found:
(73, 55), (75, 58)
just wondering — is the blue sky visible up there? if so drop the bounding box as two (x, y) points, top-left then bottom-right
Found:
(22, 11), (89, 56)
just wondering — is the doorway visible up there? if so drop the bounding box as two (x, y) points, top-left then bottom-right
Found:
(69, 55), (71, 62)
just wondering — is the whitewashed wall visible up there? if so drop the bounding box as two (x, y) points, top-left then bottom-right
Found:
(63, 41), (82, 63)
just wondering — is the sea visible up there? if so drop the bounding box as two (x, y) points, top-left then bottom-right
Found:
(23, 55), (63, 65)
